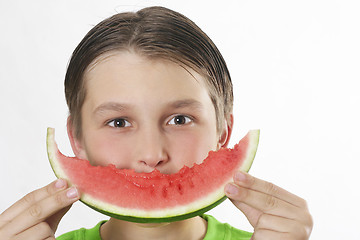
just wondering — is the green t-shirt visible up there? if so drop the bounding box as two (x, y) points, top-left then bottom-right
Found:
(57, 214), (252, 240)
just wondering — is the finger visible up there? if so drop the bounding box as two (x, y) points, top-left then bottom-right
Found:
(251, 229), (293, 240)
(4, 187), (79, 236)
(0, 179), (67, 226)
(256, 213), (308, 235)
(13, 222), (54, 240)
(232, 172), (307, 208)
(225, 183), (302, 219)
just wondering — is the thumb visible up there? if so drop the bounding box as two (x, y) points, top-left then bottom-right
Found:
(47, 204), (73, 232)
(228, 198), (261, 228)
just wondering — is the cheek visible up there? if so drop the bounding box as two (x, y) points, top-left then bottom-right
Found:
(170, 130), (218, 168)
(83, 131), (133, 168)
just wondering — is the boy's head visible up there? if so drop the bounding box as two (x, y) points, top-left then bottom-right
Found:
(65, 6), (233, 140)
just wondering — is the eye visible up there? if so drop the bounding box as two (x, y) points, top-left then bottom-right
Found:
(168, 115), (192, 125)
(107, 118), (131, 128)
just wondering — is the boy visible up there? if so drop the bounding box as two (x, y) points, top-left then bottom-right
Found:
(0, 6), (312, 240)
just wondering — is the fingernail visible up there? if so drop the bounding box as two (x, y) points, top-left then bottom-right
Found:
(235, 171), (246, 182)
(66, 187), (79, 199)
(55, 179), (66, 189)
(225, 184), (239, 196)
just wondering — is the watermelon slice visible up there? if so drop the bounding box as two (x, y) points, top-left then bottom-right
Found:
(47, 128), (259, 223)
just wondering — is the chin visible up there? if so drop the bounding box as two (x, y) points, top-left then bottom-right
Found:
(136, 222), (170, 228)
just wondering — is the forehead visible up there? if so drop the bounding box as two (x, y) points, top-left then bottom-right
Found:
(82, 51), (213, 107)
(85, 49), (209, 83)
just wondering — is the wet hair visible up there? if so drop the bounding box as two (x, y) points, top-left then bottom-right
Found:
(65, 6), (233, 139)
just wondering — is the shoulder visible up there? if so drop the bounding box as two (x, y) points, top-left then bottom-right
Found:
(202, 214), (253, 240)
(56, 221), (106, 240)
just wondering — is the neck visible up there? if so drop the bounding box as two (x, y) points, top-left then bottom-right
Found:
(100, 216), (207, 240)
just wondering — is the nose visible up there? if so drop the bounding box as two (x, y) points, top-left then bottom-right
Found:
(134, 127), (169, 172)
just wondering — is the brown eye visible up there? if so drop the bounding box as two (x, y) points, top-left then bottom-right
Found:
(168, 115), (192, 125)
(108, 118), (131, 128)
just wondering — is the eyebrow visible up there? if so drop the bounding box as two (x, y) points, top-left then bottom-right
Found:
(93, 102), (131, 116)
(93, 99), (204, 116)
(167, 99), (204, 110)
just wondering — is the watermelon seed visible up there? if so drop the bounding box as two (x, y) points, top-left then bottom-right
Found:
(177, 184), (183, 195)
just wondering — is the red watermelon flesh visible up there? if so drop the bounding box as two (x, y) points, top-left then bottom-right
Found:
(47, 128), (259, 223)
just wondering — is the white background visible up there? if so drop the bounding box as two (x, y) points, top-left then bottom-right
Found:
(1, 0), (359, 239)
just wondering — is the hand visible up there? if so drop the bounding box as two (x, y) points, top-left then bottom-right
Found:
(0, 179), (80, 240)
(225, 172), (313, 240)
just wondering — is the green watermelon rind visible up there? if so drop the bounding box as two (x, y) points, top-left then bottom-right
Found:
(82, 195), (228, 223)
(241, 129), (260, 173)
(47, 128), (66, 183)
(47, 128), (259, 223)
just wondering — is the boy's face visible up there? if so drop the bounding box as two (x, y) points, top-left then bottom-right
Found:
(69, 51), (230, 174)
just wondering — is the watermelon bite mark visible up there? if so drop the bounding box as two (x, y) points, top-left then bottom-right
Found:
(47, 128), (259, 223)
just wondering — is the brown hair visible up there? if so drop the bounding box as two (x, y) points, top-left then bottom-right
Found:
(65, 6), (233, 139)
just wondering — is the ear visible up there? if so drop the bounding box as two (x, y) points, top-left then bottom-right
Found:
(217, 113), (234, 149)
(67, 116), (87, 159)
